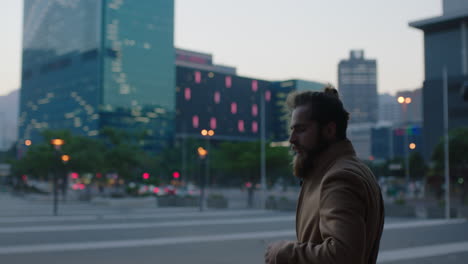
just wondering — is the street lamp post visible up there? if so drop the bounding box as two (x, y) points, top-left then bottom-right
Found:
(197, 146), (208, 211)
(397, 96), (412, 196)
(50, 138), (65, 216)
(200, 129), (214, 211)
(443, 67), (451, 219)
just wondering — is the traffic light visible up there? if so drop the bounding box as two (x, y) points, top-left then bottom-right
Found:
(172, 171), (180, 179)
(142, 172), (150, 180)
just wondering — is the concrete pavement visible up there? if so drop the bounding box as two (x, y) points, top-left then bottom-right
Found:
(1, 192), (468, 263)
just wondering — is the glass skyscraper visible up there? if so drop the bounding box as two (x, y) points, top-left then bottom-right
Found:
(19, 0), (175, 153)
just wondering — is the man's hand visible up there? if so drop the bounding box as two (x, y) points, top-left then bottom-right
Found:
(264, 240), (292, 264)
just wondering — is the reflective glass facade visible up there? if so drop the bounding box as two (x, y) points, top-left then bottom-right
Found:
(19, 0), (175, 153)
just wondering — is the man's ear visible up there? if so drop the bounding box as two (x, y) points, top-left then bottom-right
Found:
(322, 122), (337, 140)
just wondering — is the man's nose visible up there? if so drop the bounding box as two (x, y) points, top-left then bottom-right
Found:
(289, 132), (296, 145)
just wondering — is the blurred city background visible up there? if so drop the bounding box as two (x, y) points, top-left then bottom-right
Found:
(0, 0), (467, 263)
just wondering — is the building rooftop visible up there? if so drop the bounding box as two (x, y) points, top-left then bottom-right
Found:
(409, 9), (468, 30)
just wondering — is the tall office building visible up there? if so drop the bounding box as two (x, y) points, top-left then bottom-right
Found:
(338, 50), (378, 123)
(19, 0), (175, 153)
(409, 0), (468, 159)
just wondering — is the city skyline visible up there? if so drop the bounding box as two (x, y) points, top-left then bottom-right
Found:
(1, 0), (441, 96)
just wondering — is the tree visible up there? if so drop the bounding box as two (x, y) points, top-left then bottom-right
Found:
(210, 141), (293, 188)
(409, 152), (427, 180)
(431, 128), (468, 203)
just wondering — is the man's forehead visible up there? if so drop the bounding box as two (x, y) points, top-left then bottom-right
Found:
(292, 105), (313, 120)
(290, 105), (314, 125)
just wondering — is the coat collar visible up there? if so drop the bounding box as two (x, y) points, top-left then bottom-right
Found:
(304, 139), (356, 183)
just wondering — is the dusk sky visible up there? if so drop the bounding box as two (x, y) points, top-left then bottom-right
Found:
(0, 0), (441, 96)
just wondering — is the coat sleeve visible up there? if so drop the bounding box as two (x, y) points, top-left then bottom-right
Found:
(274, 172), (368, 264)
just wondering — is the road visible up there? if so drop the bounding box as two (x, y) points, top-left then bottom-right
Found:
(0, 193), (467, 264)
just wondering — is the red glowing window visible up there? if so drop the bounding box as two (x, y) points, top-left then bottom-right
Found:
(192, 115), (199, 128)
(184, 88), (191, 100)
(238, 120), (245, 132)
(265, 90), (271, 102)
(251, 80), (258, 92)
(210, 117), (217, 129)
(225, 76), (232, 88)
(252, 104), (258, 116)
(231, 102), (237, 114)
(214, 91), (220, 104)
(195, 71), (202, 83)
(252, 121), (258, 133)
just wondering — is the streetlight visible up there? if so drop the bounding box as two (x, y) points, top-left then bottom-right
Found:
(197, 146), (208, 211)
(50, 138), (65, 216)
(397, 96), (412, 196)
(61, 154), (70, 163)
(200, 129), (214, 211)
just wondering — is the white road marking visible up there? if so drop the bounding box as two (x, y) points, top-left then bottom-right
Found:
(0, 209), (275, 224)
(1, 229), (468, 262)
(378, 241), (468, 263)
(384, 218), (466, 230)
(0, 230), (295, 255)
(0, 216), (295, 233)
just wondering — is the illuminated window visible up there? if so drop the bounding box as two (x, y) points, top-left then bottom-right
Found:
(214, 91), (220, 104)
(252, 121), (258, 133)
(251, 80), (258, 92)
(184, 88), (191, 100)
(195, 71), (202, 84)
(265, 90), (271, 102)
(252, 104), (258, 116)
(192, 115), (199, 128)
(210, 117), (217, 129)
(238, 120), (245, 132)
(231, 102), (237, 114)
(225, 76), (232, 88)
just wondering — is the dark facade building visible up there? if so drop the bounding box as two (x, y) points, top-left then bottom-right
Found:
(174, 50), (326, 143)
(19, 0), (175, 153)
(409, 0), (468, 159)
(338, 50), (378, 123)
(175, 66), (274, 142)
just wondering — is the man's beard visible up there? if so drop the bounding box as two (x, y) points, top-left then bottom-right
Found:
(292, 135), (331, 179)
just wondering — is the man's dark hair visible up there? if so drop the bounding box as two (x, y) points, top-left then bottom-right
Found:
(286, 85), (350, 140)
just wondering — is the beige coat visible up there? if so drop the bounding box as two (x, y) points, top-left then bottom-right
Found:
(274, 140), (384, 264)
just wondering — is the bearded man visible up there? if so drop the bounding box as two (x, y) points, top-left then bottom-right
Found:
(265, 86), (384, 264)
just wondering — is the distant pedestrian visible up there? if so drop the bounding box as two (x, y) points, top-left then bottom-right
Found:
(265, 86), (384, 264)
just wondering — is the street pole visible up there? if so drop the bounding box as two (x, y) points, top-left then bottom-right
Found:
(199, 157), (206, 212)
(443, 66), (451, 219)
(404, 110), (410, 196)
(260, 90), (266, 209)
(181, 124), (187, 183)
(53, 172), (58, 216)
